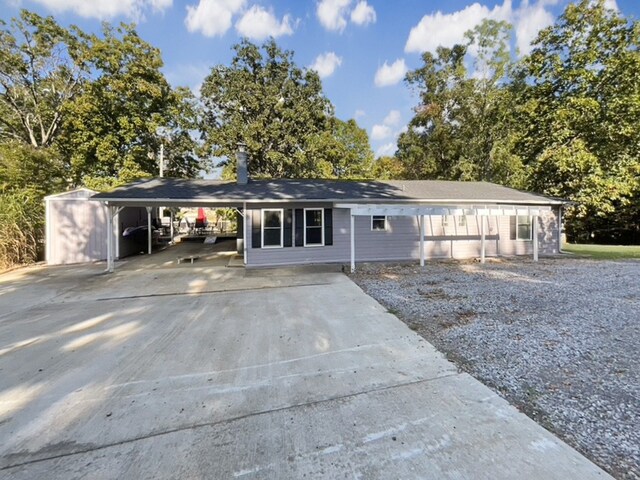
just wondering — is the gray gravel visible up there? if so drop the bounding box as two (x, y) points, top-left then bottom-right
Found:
(350, 257), (640, 480)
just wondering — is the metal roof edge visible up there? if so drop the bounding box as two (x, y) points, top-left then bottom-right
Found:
(89, 197), (564, 206)
(45, 187), (97, 200)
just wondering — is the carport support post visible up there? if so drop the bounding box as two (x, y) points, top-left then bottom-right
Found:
(480, 215), (486, 264)
(533, 215), (539, 262)
(106, 204), (115, 273)
(170, 210), (174, 244)
(146, 206), (152, 255)
(419, 215), (425, 267)
(243, 202), (248, 265)
(350, 213), (355, 273)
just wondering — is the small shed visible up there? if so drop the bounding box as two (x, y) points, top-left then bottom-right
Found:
(45, 188), (110, 265)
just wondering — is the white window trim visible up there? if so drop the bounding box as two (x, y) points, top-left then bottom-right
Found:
(371, 215), (387, 231)
(516, 215), (533, 241)
(457, 215), (467, 227)
(442, 215), (450, 227)
(303, 208), (324, 247)
(261, 208), (283, 248)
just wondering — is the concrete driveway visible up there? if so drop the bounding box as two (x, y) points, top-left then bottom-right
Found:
(0, 261), (611, 479)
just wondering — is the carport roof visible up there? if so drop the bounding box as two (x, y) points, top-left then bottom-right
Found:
(91, 178), (565, 206)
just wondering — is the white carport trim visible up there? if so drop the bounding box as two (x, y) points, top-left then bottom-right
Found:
(335, 204), (551, 217)
(106, 204), (125, 273)
(335, 203), (552, 273)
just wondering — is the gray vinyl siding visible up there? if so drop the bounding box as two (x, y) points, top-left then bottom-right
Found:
(246, 204), (561, 267)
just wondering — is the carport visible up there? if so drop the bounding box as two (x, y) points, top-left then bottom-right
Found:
(98, 198), (247, 273)
(336, 203), (553, 272)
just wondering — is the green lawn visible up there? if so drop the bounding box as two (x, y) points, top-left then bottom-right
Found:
(563, 243), (640, 259)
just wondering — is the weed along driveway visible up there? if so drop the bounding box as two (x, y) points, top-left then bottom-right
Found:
(0, 263), (613, 479)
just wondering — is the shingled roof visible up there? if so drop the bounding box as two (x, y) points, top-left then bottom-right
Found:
(91, 178), (564, 206)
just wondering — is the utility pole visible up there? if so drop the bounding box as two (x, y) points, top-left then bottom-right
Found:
(159, 142), (164, 177)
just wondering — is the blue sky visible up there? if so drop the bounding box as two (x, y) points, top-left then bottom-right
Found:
(2, 0), (638, 158)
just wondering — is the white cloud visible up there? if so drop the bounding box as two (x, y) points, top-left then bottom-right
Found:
(316, 0), (376, 32)
(371, 109), (403, 142)
(376, 142), (396, 157)
(514, 3), (554, 55)
(235, 5), (295, 40)
(383, 110), (401, 126)
(350, 0), (376, 26)
(603, 0), (619, 10)
(30, 0), (172, 19)
(316, 0), (351, 32)
(185, 0), (245, 37)
(371, 124), (392, 140)
(310, 52), (343, 78)
(404, 0), (562, 57)
(374, 58), (407, 87)
(405, 2), (510, 54)
(354, 109), (366, 119)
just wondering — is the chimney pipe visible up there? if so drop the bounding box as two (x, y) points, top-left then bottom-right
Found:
(236, 143), (248, 185)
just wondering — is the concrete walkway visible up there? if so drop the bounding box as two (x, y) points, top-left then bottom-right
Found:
(0, 262), (612, 479)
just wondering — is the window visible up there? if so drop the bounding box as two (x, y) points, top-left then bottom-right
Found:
(458, 215), (467, 227)
(517, 215), (532, 240)
(442, 215), (450, 227)
(371, 215), (387, 231)
(262, 209), (283, 248)
(304, 208), (324, 246)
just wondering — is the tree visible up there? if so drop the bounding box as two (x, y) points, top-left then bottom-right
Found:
(373, 155), (405, 180)
(517, 0), (640, 242)
(305, 118), (374, 178)
(158, 87), (205, 179)
(397, 20), (524, 186)
(0, 10), (204, 266)
(59, 23), (180, 187)
(200, 39), (334, 179)
(0, 10), (89, 148)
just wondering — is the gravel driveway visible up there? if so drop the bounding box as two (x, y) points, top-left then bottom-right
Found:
(351, 258), (639, 480)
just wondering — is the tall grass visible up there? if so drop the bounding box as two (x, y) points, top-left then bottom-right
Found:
(0, 189), (44, 270)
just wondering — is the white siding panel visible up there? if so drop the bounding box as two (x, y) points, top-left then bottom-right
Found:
(47, 197), (109, 265)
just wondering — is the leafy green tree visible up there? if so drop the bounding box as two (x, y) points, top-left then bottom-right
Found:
(517, 0), (640, 242)
(0, 10), (89, 149)
(59, 23), (176, 187)
(373, 155), (405, 180)
(397, 20), (524, 186)
(0, 10), (204, 266)
(200, 39), (334, 179)
(305, 118), (374, 178)
(159, 87), (205, 179)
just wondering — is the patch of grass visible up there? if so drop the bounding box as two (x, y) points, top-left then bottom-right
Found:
(563, 243), (640, 260)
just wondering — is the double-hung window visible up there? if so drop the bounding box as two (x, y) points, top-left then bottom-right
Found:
(371, 215), (387, 231)
(304, 208), (324, 246)
(262, 209), (283, 248)
(517, 215), (532, 241)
